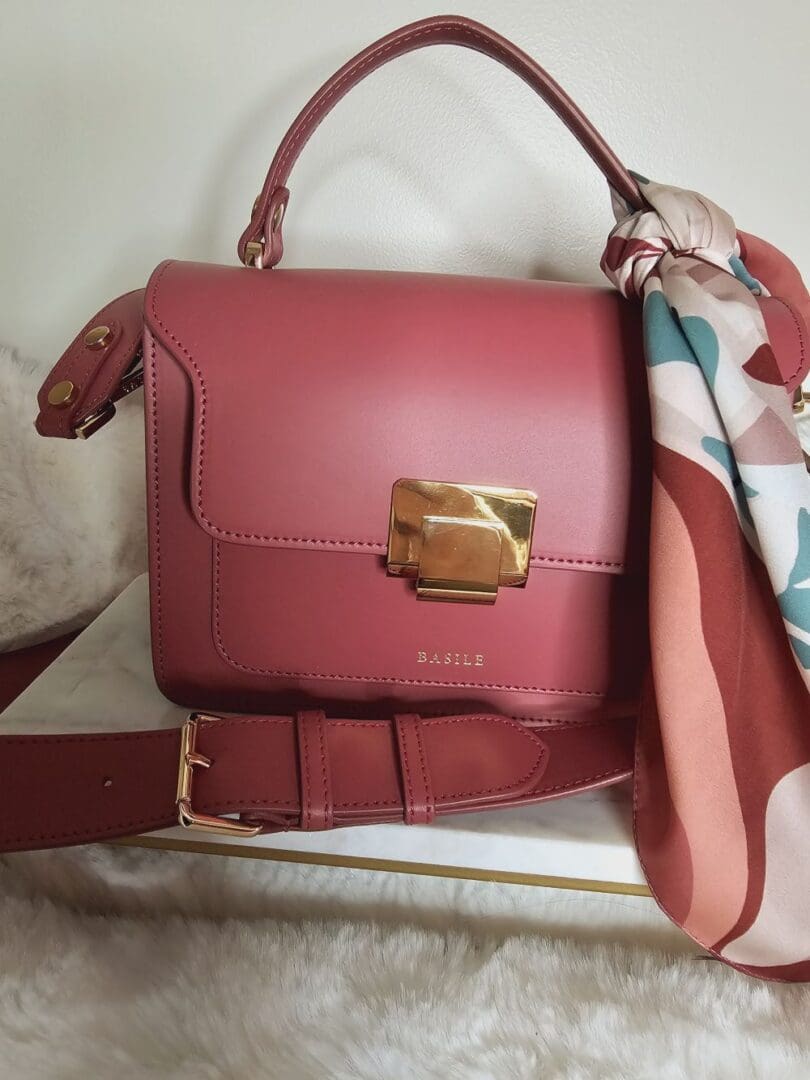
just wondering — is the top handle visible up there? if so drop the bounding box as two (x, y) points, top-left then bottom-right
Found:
(237, 14), (643, 268)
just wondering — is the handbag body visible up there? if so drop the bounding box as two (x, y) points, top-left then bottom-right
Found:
(144, 261), (653, 721)
(21, 15), (809, 850)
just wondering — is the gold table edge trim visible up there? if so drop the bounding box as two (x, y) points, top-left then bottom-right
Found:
(109, 835), (651, 898)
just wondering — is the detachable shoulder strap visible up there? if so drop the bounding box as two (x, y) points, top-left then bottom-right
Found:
(0, 711), (634, 851)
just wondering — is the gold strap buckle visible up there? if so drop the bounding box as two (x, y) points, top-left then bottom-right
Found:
(387, 480), (537, 604)
(176, 715), (262, 837)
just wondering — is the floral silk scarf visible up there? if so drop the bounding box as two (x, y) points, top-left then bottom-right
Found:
(602, 178), (810, 980)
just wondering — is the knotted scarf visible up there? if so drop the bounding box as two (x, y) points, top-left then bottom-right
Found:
(601, 177), (810, 980)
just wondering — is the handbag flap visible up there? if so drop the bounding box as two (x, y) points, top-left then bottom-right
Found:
(144, 260), (802, 575)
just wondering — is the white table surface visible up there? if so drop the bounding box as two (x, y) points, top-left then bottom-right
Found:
(2, 576), (646, 895)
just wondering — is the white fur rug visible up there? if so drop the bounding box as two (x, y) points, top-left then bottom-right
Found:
(2, 348), (810, 1077)
(2, 848), (810, 1080)
(0, 346), (146, 651)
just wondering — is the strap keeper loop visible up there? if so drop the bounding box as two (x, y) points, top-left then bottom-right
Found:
(296, 710), (334, 830)
(395, 714), (435, 825)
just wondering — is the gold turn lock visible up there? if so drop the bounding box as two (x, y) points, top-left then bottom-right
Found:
(387, 480), (537, 604)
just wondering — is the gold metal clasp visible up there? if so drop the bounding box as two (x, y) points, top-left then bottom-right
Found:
(73, 355), (144, 439)
(176, 715), (262, 837)
(74, 402), (116, 439)
(243, 240), (264, 268)
(794, 386), (810, 415)
(387, 480), (537, 604)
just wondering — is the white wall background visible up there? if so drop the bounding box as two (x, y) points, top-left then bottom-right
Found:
(1, 0), (809, 362)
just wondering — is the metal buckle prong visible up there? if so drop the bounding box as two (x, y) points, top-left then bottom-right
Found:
(176, 715), (262, 837)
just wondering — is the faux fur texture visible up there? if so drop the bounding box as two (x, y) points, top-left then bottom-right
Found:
(0, 346), (146, 650)
(1, 849), (810, 1079)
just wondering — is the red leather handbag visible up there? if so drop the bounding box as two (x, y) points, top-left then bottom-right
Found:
(8, 16), (808, 851)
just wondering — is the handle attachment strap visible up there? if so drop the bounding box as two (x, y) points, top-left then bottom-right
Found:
(35, 288), (145, 440)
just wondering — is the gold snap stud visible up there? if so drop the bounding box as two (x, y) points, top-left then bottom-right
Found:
(84, 325), (112, 350)
(47, 380), (77, 407)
